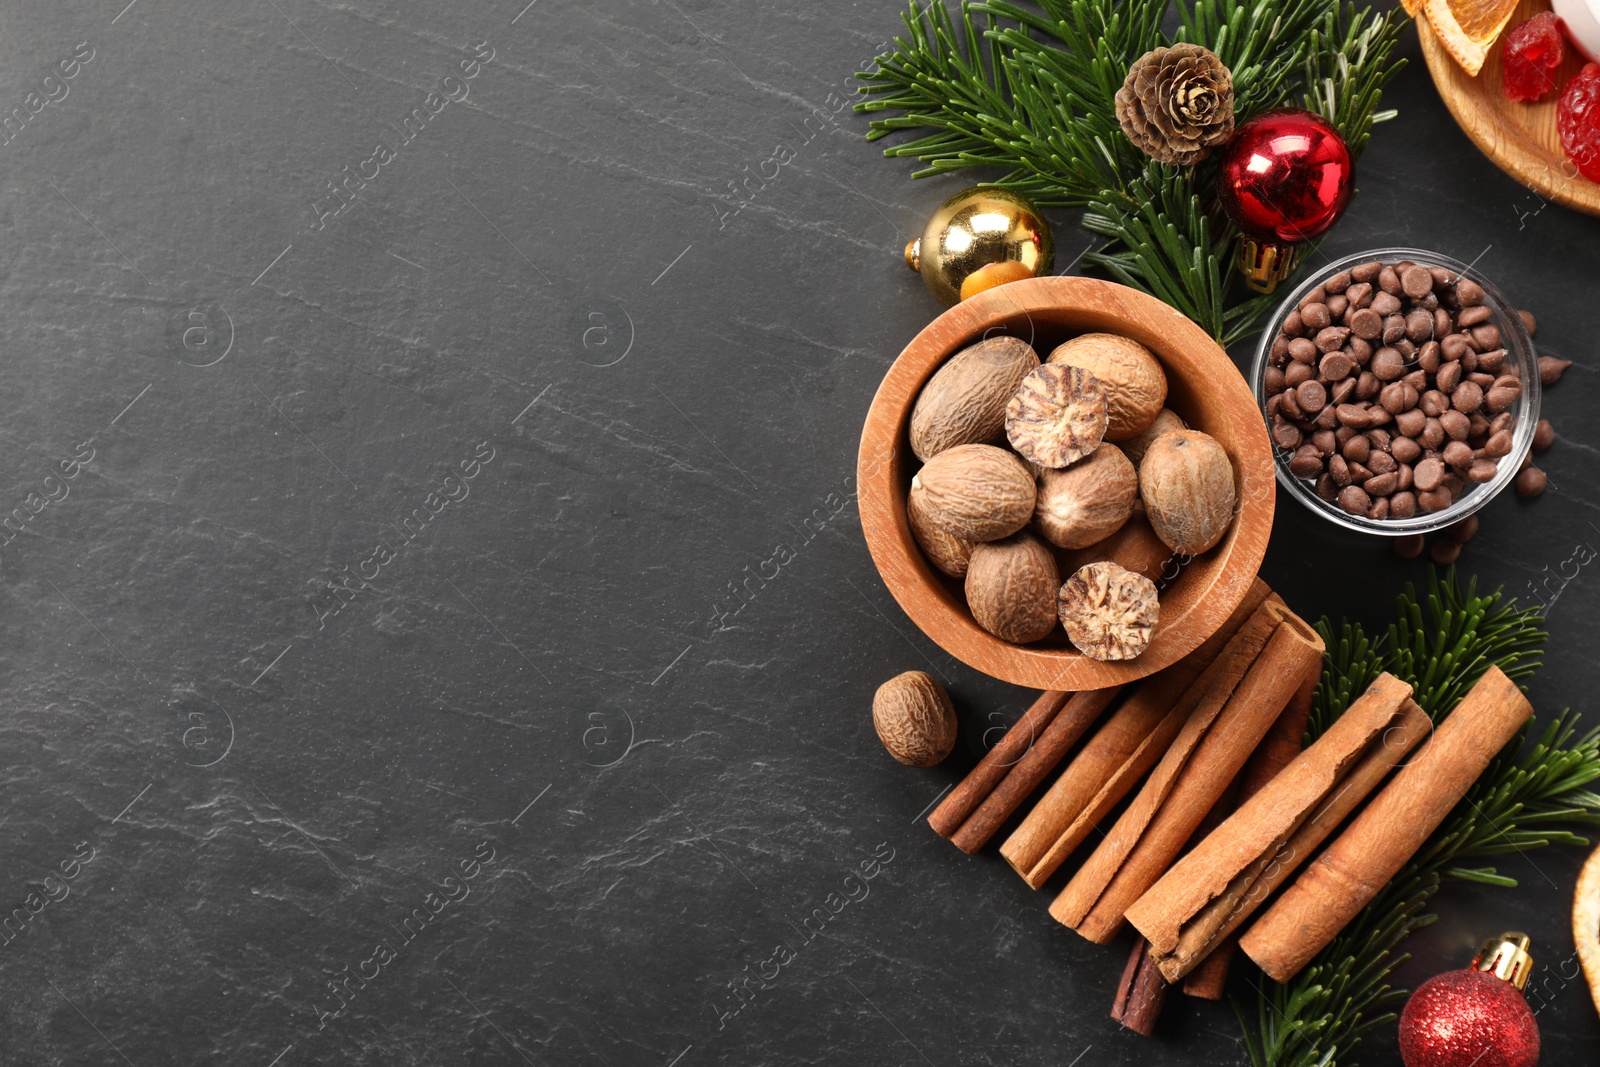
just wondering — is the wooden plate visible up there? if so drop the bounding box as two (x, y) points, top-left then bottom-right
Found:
(856, 277), (1275, 692)
(1419, 1), (1600, 216)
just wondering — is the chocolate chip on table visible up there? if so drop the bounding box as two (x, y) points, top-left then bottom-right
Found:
(1393, 532), (1425, 558)
(1538, 355), (1572, 385)
(1444, 515), (1479, 542)
(1429, 537), (1463, 565)
(1516, 466), (1547, 497)
(1518, 309), (1537, 335)
(1532, 419), (1554, 452)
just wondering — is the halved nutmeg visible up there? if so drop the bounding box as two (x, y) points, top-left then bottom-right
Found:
(1005, 364), (1108, 469)
(1058, 561), (1159, 661)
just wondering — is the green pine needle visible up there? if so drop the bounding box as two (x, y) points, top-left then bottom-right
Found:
(1242, 569), (1600, 1067)
(855, 0), (1407, 343)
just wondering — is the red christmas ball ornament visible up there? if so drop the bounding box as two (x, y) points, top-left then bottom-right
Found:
(1398, 932), (1541, 1067)
(1215, 108), (1354, 293)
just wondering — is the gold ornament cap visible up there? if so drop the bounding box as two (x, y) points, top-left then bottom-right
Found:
(1236, 236), (1300, 295)
(904, 186), (1053, 306)
(1472, 931), (1534, 991)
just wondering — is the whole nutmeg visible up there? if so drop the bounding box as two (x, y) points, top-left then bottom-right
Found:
(907, 482), (975, 578)
(872, 671), (957, 767)
(1060, 514), (1173, 583)
(1139, 429), (1237, 555)
(914, 443), (1036, 542)
(1048, 333), (1168, 442)
(1120, 407), (1187, 468)
(1033, 444), (1139, 549)
(965, 532), (1060, 643)
(909, 336), (1040, 461)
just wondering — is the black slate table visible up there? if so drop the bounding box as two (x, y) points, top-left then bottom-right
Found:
(2, 1), (1597, 1064)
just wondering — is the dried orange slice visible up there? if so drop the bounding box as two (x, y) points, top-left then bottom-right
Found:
(1402, 0), (1422, 15)
(1421, 0), (1522, 75)
(1576, 841), (1600, 1018)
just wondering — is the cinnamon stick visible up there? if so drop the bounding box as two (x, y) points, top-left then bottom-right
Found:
(1127, 672), (1420, 983)
(1241, 665), (1532, 982)
(1182, 668), (1316, 1000)
(948, 687), (1120, 853)
(1051, 606), (1325, 943)
(929, 690), (1070, 839)
(1002, 580), (1274, 888)
(1111, 936), (1167, 1035)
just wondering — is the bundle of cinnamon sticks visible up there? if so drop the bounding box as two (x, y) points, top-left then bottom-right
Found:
(925, 574), (1536, 1030)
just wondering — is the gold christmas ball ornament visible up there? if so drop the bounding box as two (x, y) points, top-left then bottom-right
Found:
(904, 187), (1053, 306)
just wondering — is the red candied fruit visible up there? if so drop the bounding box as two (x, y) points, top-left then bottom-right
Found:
(1502, 11), (1564, 102)
(1560, 63), (1600, 181)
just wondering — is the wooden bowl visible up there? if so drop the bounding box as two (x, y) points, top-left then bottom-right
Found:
(857, 277), (1275, 691)
(1420, 1), (1600, 217)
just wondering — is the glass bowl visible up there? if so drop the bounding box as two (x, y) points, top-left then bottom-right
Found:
(1249, 247), (1541, 536)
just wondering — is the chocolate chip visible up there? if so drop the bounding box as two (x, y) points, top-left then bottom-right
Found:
(1435, 361), (1462, 394)
(1379, 381), (1408, 414)
(1451, 381), (1484, 414)
(1442, 440), (1475, 469)
(1312, 429), (1337, 455)
(1429, 267), (1455, 289)
(1400, 266), (1433, 299)
(1351, 261), (1382, 283)
(1355, 371), (1381, 400)
(1296, 380), (1327, 414)
(1516, 466), (1547, 497)
(1331, 378), (1357, 405)
(1455, 278), (1485, 306)
(1419, 389), (1450, 418)
(1286, 361), (1315, 387)
(1475, 348), (1507, 374)
(1420, 418), (1445, 450)
(1326, 293), (1349, 319)
(1440, 410), (1471, 441)
(1346, 281), (1374, 308)
(1470, 323), (1500, 350)
(1348, 337), (1374, 365)
(1413, 457), (1445, 492)
(1371, 291), (1402, 317)
(1367, 450), (1397, 475)
(1338, 485), (1371, 515)
(1300, 303), (1331, 331)
(1430, 538), (1462, 565)
(1289, 445), (1324, 478)
(1518, 308), (1537, 335)
(1282, 310), (1304, 336)
(1456, 304), (1492, 328)
(1538, 355), (1572, 385)
(1393, 436), (1421, 464)
(1264, 366), (1287, 394)
(1289, 337), (1318, 363)
(1441, 334), (1473, 362)
(1316, 326), (1352, 353)
(1404, 308), (1434, 343)
(1319, 351), (1355, 381)
(1272, 418), (1302, 449)
(1329, 453), (1351, 486)
(1532, 419), (1554, 452)
(1433, 309), (1454, 339)
(1377, 266), (1402, 296)
(1335, 403), (1372, 430)
(1316, 473), (1338, 500)
(1484, 429), (1513, 457)
(1445, 515), (1479, 543)
(1418, 341), (1442, 374)
(1485, 384), (1520, 414)
(1418, 487), (1454, 513)
(1391, 497), (1420, 523)
(1342, 434), (1371, 463)
(1368, 497), (1390, 521)
(1467, 458), (1499, 483)
(1349, 307), (1383, 340)
(1279, 388), (1304, 420)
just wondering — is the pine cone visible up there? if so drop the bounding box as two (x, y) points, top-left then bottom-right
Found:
(1115, 44), (1235, 166)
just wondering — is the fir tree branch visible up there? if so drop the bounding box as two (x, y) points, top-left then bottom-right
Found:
(854, 0), (1408, 343)
(1243, 569), (1600, 1067)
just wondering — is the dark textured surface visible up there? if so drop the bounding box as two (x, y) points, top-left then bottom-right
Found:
(0, 1), (1597, 1064)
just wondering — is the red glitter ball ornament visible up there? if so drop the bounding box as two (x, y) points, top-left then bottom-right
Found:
(1559, 62), (1600, 182)
(1398, 934), (1541, 1067)
(1215, 108), (1354, 244)
(1502, 11), (1564, 102)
